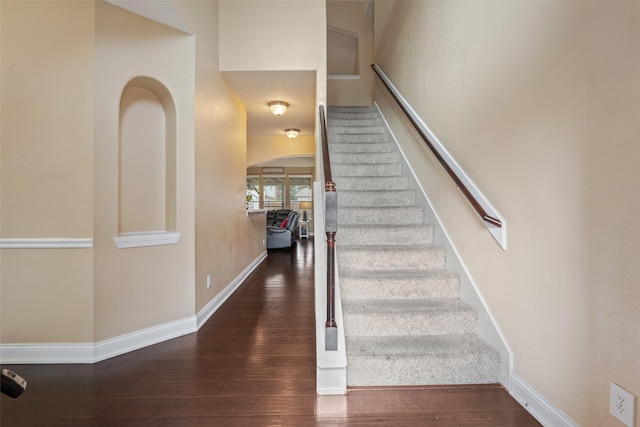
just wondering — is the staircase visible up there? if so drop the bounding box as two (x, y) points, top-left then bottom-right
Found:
(327, 106), (501, 387)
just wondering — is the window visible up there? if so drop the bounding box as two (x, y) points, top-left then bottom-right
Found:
(245, 173), (313, 217)
(263, 177), (285, 210)
(289, 176), (312, 222)
(246, 176), (260, 210)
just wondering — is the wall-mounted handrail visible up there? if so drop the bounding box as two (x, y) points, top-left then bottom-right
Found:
(371, 63), (503, 229)
(319, 105), (338, 351)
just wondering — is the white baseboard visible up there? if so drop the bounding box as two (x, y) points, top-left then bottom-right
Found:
(510, 372), (578, 427)
(0, 251), (268, 364)
(196, 250), (268, 329)
(0, 316), (197, 364)
(94, 316), (197, 362)
(0, 343), (95, 364)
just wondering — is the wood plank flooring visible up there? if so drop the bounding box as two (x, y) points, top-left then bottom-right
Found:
(0, 239), (541, 426)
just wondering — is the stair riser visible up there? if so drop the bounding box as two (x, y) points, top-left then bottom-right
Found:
(339, 225), (434, 246)
(330, 118), (383, 127)
(343, 310), (476, 336)
(328, 126), (386, 136)
(331, 142), (394, 153)
(337, 247), (445, 270)
(328, 107), (375, 113)
(330, 134), (389, 143)
(338, 207), (425, 225)
(335, 176), (409, 191)
(338, 190), (415, 207)
(331, 152), (397, 164)
(333, 163), (404, 178)
(347, 355), (500, 386)
(340, 275), (459, 300)
(329, 112), (379, 120)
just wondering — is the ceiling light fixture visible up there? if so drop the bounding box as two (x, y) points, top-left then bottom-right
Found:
(268, 101), (289, 116)
(285, 128), (300, 139)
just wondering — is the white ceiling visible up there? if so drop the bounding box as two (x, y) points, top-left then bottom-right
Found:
(222, 70), (317, 139)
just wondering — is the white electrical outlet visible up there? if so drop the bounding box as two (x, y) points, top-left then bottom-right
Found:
(206, 274), (212, 289)
(611, 383), (636, 427)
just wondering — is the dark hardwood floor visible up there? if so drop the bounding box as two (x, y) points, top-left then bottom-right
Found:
(0, 238), (541, 426)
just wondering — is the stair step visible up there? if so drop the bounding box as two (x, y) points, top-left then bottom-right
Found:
(340, 270), (459, 300)
(329, 133), (389, 143)
(330, 118), (383, 127)
(339, 224), (433, 246)
(346, 334), (501, 386)
(338, 206), (424, 225)
(328, 106), (375, 113)
(334, 176), (409, 191)
(337, 245), (445, 271)
(338, 190), (415, 207)
(333, 163), (404, 178)
(328, 126), (386, 136)
(342, 298), (477, 336)
(330, 142), (394, 153)
(328, 111), (379, 120)
(331, 152), (397, 164)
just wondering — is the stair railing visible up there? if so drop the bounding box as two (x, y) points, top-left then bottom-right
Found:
(371, 63), (506, 249)
(319, 105), (338, 351)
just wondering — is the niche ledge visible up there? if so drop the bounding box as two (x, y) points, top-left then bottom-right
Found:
(113, 232), (181, 249)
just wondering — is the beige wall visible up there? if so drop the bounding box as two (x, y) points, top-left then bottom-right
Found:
(248, 135), (316, 167)
(94, 1), (196, 341)
(0, 1), (95, 342)
(327, 0), (374, 106)
(374, 1), (640, 426)
(1, 0), (269, 348)
(173, 0), (266, 314)
(219, 0), (327, 105)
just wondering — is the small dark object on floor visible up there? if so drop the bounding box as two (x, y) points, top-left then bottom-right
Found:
(1, 368), (27, 398)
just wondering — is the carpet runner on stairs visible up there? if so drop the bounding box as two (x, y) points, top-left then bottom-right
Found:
(327, 106), (501, 387)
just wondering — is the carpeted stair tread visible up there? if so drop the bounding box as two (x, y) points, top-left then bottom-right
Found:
(337, 246), (445, 271)
(340, 270), (460, 300)
(345, 335), (501, 386)
(346, 334), (496, 357)
(339, 224), (434, 245)
(331, 142), (394, 153)
(337, 190), (416, 207)
(334, 175), (410, 191)
(333, 163), (404, 178)
(342, 298), (474, 315)
(342, 299), (477, 336)
(331, 151), (397, 164)
(338, 205), (425, 224)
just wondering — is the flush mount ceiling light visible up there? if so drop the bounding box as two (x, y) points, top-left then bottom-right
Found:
(268, 101), (289, 116)
(285, 128), (300, 139)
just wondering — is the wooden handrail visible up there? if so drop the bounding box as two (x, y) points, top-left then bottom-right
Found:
(319, 105), (337, 351)
(371, 64), (502, 229)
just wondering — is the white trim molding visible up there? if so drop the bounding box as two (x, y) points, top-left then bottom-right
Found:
(0, 238), (93, 249)
(196, 250), (268, 329)
(0, 251), (267, 365)
(113, 232), (181, 249)
(510, 372), (579, 427)
(0, 317), (197, 364)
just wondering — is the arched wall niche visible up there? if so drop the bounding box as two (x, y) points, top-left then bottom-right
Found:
(115, 76), (179, 248)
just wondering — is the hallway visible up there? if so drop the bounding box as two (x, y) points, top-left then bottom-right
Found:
(0, 239), (539, 426)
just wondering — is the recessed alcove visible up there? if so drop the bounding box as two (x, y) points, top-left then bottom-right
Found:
(114, 77), (179, 248)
